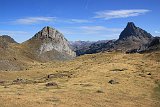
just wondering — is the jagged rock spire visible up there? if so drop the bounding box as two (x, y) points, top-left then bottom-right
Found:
(119, 22), (152, 40)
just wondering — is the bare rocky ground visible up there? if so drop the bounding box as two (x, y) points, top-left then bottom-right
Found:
(0, 52), (160, 107)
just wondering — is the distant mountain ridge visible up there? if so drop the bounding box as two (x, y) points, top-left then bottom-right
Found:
(72, 22), (155, 55)
(70, 40), (94, 51)
(70, 40), (113, 56)
(0, 22), (160, 71)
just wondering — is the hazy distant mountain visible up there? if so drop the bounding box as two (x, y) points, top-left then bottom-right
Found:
(79, 40), (115, 55)
(70, 40), (111, 56)
(70, 41), (94, 51)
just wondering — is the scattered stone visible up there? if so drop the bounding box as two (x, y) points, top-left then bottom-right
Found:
(147, 73), (151, 75)
(155, 79), (160, 84)
(13, 78), (23, 83)
(17, 93), (22, 95)
(0, 80), (5, 84)
(96, 89), (104, 93)
(80, 83), (93, 87)
(47, 72), (72, 79)
(46, 82), (58, 87)
(111, 68), (127, 72)
(139, 74), (146, 77)
(4, 85), (9, 88)
(108, 79), (119, 84)
(12, 78), (31, 84)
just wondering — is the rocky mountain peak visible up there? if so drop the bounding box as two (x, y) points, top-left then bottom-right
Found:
(27, 26), (76, 59)
(126, 22), (136, 29)
(119, 22), (152, 40)
(34, 26), (65, 41)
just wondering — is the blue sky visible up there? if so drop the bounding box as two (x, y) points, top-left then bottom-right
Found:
(0, 0), (159, 43)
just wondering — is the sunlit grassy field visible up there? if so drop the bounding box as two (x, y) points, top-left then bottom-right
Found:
(0, 52), (160, 107)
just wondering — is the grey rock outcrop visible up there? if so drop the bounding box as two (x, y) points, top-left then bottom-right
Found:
(34, 26), (76, 57)
(138, 37), (160, 53)
(148, 37), (160, 48)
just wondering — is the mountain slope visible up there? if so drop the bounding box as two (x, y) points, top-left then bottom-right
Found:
(139, 37), (160, 53)
(0, 35), (17, 49)
(0, 35), (30, 71)
(0, 27), (76, 71)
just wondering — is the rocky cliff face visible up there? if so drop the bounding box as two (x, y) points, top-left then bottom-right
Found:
(23, 26), (76, 61)
(34, 26), (76, 57)
(138, 37), (160, 53)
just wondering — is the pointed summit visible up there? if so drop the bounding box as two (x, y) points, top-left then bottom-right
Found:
(126, 22), (136, 29)
(119, 22), (152, 40)
(34, 26), (63, 41)
(111, 22), (153, 51)
(23, 26), (76, 61)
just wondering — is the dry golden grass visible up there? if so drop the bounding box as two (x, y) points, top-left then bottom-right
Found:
(0, 52), (160, 107)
